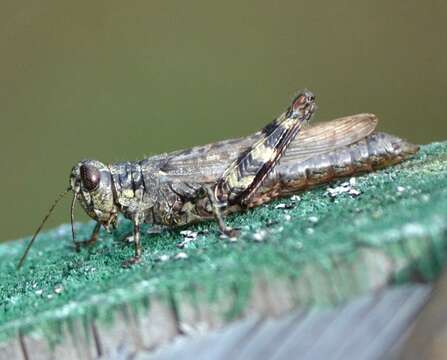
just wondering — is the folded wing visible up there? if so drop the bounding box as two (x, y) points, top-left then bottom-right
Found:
(159, 113), (378, 184)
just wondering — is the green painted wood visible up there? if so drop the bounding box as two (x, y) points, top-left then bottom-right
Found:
(0, 141), (446, 359)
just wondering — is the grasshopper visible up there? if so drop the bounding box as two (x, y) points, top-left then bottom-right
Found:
(18, 90), (418, 267)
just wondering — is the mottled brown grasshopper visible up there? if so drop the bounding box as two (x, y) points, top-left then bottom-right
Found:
(18, 90), (418, 267)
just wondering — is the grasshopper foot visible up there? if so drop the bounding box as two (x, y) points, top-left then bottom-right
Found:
(220, 227), (240, 240)
(73, 236), (99, 252)
(73, 241), (81, 252)
(73, 222), (101, 252)
(122, 256), (141, 268)
(76, 237), (99, 247)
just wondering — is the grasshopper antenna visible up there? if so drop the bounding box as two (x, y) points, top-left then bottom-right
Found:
(70, 191), (78, 249)
(17, 188), (71, 269)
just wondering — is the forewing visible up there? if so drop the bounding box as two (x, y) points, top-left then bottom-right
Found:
(159, 113), (378, 184)
(159, 134), (256, 182)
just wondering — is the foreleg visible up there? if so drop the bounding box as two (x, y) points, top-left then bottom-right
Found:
(74, 222), (101, 251)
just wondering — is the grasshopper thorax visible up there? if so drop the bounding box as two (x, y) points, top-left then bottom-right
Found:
(70, 160), (117, 224)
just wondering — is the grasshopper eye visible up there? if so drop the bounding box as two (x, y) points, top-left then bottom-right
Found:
(80, 164), (101, 191)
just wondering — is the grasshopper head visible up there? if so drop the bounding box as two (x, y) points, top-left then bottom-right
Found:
(288, 89), (316, 121)
(17, 160), (117, 268)
(70, 160), (117, 224)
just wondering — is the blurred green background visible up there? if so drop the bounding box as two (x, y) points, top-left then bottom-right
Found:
(1, 0), (446, 242)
